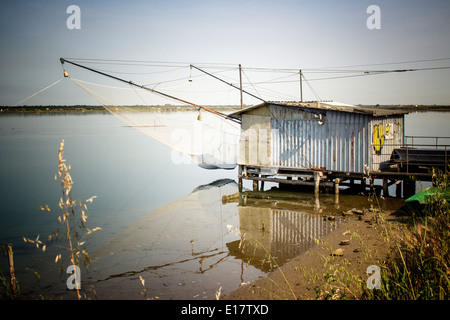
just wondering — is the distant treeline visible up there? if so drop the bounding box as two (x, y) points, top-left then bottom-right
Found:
(360, 104), (450, 112)
(1, 104), (449, 113)
(0, 105), (245, 113)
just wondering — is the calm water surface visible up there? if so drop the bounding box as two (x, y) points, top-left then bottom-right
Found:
(0, 111), (448, 299)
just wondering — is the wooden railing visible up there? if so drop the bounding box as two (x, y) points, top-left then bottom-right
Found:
(373, 136), (450, 175)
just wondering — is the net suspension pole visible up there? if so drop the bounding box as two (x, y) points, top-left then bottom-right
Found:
(299, 69), (303, 102)
(59, 58), (240, 124)
(190, 64), (266, 103)
(239, 64), (243, 110)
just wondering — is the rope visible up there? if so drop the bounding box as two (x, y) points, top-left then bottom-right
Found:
(301, 74), (321, 101)
(11, 78), (63, 106)
(241, 69), (263, 102)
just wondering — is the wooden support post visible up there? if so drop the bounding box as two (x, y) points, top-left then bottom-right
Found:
(260, 179), (265, 191)
(396, 180), (402, 198)
(334, 178), (340, 195)
(383, 178), (389, 197)
(314, 171), (321, 194)
(334, 178), (340, 207)
(238, 165), (243, 192)
(361, 178), (367, 194)
(253, 179), (258, 191)
(7, 244), (18, 299)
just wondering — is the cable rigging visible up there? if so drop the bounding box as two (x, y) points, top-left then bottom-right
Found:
(59, 58), (241, 124)
(59, 56), (450, 108)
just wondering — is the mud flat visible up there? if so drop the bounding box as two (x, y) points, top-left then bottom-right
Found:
(222, 201), (407, 300)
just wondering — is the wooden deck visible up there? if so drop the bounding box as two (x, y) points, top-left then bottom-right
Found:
(238, 162), (448, 199)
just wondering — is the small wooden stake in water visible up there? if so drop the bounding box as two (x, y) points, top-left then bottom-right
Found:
(7, 244), (19, 299)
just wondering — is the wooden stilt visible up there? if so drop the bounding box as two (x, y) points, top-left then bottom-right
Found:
(238, 165), (243, 192)
(383, 178), (389, 197)
(334, 178), (340, 195)
(253, 179), (258, 191)
(396, 180), (402, 198)
(314, 171), (321, 194)
(369, 177), (374, 194)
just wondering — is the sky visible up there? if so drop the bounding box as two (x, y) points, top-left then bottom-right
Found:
(1, 0), (449, 106)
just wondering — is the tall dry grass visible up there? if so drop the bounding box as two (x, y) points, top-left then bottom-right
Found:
(22, 139), (100, 299)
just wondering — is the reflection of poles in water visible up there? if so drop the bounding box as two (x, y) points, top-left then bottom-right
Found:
(315, 177), (340, 212)
(314, 193), (321, 213)
(334, 193), (340, 209)
(190, 239), (195, 255)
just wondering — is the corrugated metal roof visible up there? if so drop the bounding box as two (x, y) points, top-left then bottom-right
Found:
(230, 101), (409, 118)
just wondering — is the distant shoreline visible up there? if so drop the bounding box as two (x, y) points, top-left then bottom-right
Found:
(0, 105), (243, 113)
(1, 104), (449, 113)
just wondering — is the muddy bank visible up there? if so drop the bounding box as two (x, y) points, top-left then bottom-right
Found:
(222, 200), (408, 300)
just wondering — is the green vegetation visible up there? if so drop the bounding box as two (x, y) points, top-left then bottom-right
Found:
(361, 168), (450, 300)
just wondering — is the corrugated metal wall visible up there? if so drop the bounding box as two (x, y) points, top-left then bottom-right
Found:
(270, 105), (370, 173)
(237, 104), (405, 174)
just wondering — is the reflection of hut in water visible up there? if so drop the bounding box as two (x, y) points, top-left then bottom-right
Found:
(231, 199), (342, 272)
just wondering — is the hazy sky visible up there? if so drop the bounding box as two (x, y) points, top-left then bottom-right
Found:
(1, 0), (449, 106)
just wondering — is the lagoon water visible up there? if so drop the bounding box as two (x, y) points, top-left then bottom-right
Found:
(0, 110), (448, 299)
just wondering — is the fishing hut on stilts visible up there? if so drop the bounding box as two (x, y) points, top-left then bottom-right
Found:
(229, 101), (449, 198)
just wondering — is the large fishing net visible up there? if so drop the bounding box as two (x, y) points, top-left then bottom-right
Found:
(60, 60), (244, 170)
